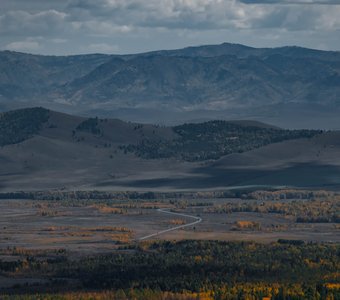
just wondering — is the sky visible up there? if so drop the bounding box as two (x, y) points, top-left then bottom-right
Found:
(0, 0), (339, 55)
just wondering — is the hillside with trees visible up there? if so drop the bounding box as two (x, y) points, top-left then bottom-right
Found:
(0, 107), (49, 146)
(122, 121), (321, 161)
(0, 107), (339, 191)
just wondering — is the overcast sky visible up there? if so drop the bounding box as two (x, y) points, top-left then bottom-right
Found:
(0, 0), (339, 55)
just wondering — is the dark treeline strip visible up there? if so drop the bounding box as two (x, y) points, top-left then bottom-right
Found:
(0, 189), (337, 202)
(0, 190), (247, 201)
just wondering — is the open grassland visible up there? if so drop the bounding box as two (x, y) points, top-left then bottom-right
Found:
(0, 189), (339, 254)
(0, 189), (339, 298)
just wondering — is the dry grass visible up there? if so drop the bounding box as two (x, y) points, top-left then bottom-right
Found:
(168, 219), (186, 225)
(233, 221), (261, 230)
(91, 204), (125, 214)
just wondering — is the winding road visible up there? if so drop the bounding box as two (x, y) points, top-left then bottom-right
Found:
(138, 208), (202, 241)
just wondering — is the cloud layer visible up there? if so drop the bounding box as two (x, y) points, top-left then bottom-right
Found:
(0, 0), (339, 54)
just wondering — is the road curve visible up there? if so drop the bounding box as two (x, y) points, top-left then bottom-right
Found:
(138, 208), (202, 241)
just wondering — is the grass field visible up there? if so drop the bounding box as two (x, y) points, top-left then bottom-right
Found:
(0, 196), (338, 256)
(0, 190), (339, 296)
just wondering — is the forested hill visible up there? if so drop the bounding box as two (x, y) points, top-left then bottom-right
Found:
(0, 107), (49, 146)
(0, 107), (321, 162)
(122, 120), (320, 161)
(2, 107), (340, 191)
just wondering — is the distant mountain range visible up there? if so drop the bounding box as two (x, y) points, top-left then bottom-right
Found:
(0, 43), (340, 128)
(1, 107), (340, 192)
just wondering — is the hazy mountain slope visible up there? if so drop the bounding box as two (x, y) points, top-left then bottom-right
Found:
(0, 43), (339, 128)
(142, 43), (340, 61)
(61, 53), (340, 110)
(0, 51), (111, 104)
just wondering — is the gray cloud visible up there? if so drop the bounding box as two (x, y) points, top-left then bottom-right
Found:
(0, 10), (67, 36)
(240, 0), (340, 4)
(65, 0), (340, 31)
(0, 0), (338, 55)
(5, 39), (40, 52)
(66, 0), (268, 30)
(0, 0), (69, 14)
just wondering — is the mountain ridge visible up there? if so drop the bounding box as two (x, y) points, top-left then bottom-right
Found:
(0, 42), (340, 128)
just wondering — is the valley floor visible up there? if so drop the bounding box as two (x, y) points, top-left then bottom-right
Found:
(0, 194), (338, 254)
(0, 189), (339, 298)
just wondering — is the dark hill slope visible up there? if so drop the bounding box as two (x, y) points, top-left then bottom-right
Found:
(1, 108), (340, 191)
(0, 108), (319, 159)
(122, 120), (318, 161)
(0, 107), (49, 146)
(123, 131), (340, 190)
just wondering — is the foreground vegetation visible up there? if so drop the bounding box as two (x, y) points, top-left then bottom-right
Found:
(0, 241), (339, 299)
(2, 284), (340, 300)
